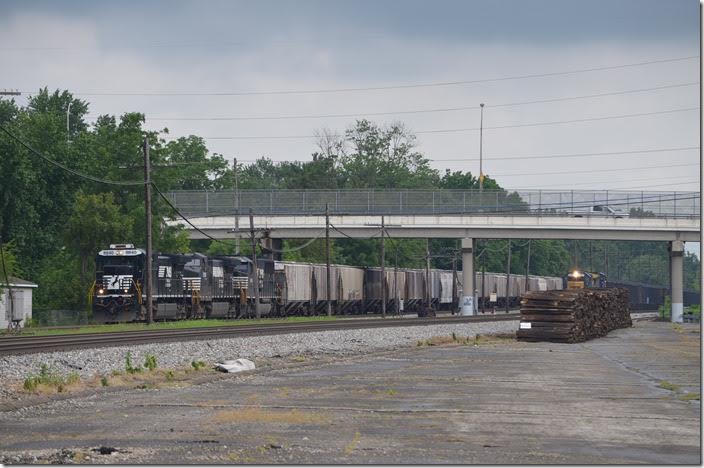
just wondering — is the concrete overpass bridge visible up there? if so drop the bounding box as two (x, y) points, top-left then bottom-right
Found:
(165, 189), (700, 322)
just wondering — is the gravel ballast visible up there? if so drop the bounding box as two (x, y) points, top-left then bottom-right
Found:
(0, 320), (517, 385)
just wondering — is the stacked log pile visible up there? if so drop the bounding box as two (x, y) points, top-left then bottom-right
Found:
(517, 288), (631, 343)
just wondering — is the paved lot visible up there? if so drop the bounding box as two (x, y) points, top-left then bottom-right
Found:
(0, 321), (700, 464)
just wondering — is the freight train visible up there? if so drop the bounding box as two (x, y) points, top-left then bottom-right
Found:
(90, 244), (564, 323)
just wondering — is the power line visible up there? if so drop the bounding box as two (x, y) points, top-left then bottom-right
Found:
(433, 146), (699, 163)
(0, 124), (146, 186)
(491, 162), (699, 178)
(180, 107), (698, 140)
(20, 55), (698, 97)
(216, 145), (699, 165)
(511, 175), (699, 190)
(612, 179), (700, 190)
(151, 182), (243, 248)
(417, 107), (698, 135)
(119, 82), (697, 122)
(257, 234), (327, 253)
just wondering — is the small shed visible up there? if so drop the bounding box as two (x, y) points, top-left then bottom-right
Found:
(0, 276), (38, 328)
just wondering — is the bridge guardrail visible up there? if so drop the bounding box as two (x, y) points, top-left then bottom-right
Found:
(166, 189), (700, 219)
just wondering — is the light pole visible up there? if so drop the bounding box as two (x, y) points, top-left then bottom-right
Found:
(479, 103), (485, 193)
(66, 102), (72, 144)
(233, 158), (240, 255)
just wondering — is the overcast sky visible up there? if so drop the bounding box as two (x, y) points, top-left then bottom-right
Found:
(2, 0), (701, 255)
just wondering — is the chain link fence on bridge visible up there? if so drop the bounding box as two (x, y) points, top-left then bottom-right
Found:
(167, 189), (700, 218)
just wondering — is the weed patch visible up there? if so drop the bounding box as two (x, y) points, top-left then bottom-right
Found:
(191, 360), (207, 371)
(678, 392), (700, 401)
(144, 354), (157, 371)
(125, 352), (142, 374)
(22, 364), (82, 393)
(344, 432), (361, 454)
(659, 380), (681, 392)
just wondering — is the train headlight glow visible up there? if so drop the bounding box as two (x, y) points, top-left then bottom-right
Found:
(571, 270), (582, 278)
(124, 288), (129, 293)
(98, 288), (104, 294)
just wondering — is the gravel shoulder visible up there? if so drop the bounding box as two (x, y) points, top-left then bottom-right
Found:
(0, 320), (518, 404)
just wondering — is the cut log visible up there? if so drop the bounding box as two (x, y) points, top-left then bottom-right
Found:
(517, 288), (631, 343)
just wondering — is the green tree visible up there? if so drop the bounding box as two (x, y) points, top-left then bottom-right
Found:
(64, 192), (134, 286)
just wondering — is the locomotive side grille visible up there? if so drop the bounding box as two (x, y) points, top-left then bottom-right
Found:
(183, 277), (201, 291)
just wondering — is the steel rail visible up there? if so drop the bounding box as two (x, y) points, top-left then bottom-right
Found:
(0, 314), (519, 356)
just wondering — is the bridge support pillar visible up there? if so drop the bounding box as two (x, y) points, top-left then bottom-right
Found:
(670, 240), (684, 323)
(461, 238), (475, 316)
(261, 238), (283, 261)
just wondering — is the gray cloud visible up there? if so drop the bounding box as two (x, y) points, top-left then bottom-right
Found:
(1, 1), (699, 257)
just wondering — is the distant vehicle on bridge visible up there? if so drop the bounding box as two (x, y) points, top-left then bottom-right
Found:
(572, 204), (626, 218)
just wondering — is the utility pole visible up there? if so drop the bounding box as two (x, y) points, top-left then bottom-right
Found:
(525, 239), (531, 292)
(66, 102), (72, 145)
(394, 247), (399, 315)
(380, 215), (386, 318)
(425, 238), (431, 310)
(249, 210), (260, 319)
(143, 136), (153, 324)
(325, 203), (332, 317)
(505, 239), (511, 314)
(482, 264), (486, 314)
(604, 243), (608, 277)
(451, 247), (457, 315)
(233, 158), (240, 255)
(589, 240), (593, 272)
(479, 103), (485, 194)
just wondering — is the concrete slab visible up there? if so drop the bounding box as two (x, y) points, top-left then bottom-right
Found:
(0, 321), (699, 464)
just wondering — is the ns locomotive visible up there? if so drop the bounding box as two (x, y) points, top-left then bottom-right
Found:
(90, 243), (564, 323)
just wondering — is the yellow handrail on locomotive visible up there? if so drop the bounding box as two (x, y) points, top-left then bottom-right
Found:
(87, 280), (97, 306)
(132, 279), (143, 304)
(191, 289), (201, 305)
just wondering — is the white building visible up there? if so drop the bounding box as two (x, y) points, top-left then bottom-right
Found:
(0, 277), (38, 329)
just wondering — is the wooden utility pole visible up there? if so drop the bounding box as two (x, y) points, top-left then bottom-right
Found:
(525, 239), (531, 292)
(451, 247), (457, 315)
(394, 247), (399, 315)
(505, 239), (511, 313)
(380, 215), (386, 318)
(604, 243), (609, 277)
(325, 203), (332, 317)
(233, 158), (240, 255)
(249, 210), (260, 319)
(481, 264), (486, 314)
(143, 136), (153, 324)
(425, 238), (431, 309)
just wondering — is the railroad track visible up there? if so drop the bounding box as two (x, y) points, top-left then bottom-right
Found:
(0, 314), (519, 356)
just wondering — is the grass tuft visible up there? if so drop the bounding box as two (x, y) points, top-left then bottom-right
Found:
(659, 380), (681, 392)
(125, 352), (142, 374)
(22, 364), (81, 393)
(144, 354), (157, 371)
(191, 360), (207, 371)
(678, 392), (700, 401)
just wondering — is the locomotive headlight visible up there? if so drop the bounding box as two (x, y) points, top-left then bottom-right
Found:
(124, 288), (129, 293)
(98, 288), (104, 294)
(571, 270), (582, 278)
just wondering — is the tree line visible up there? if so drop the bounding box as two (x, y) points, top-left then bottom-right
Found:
(0, 89), (698, 313)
